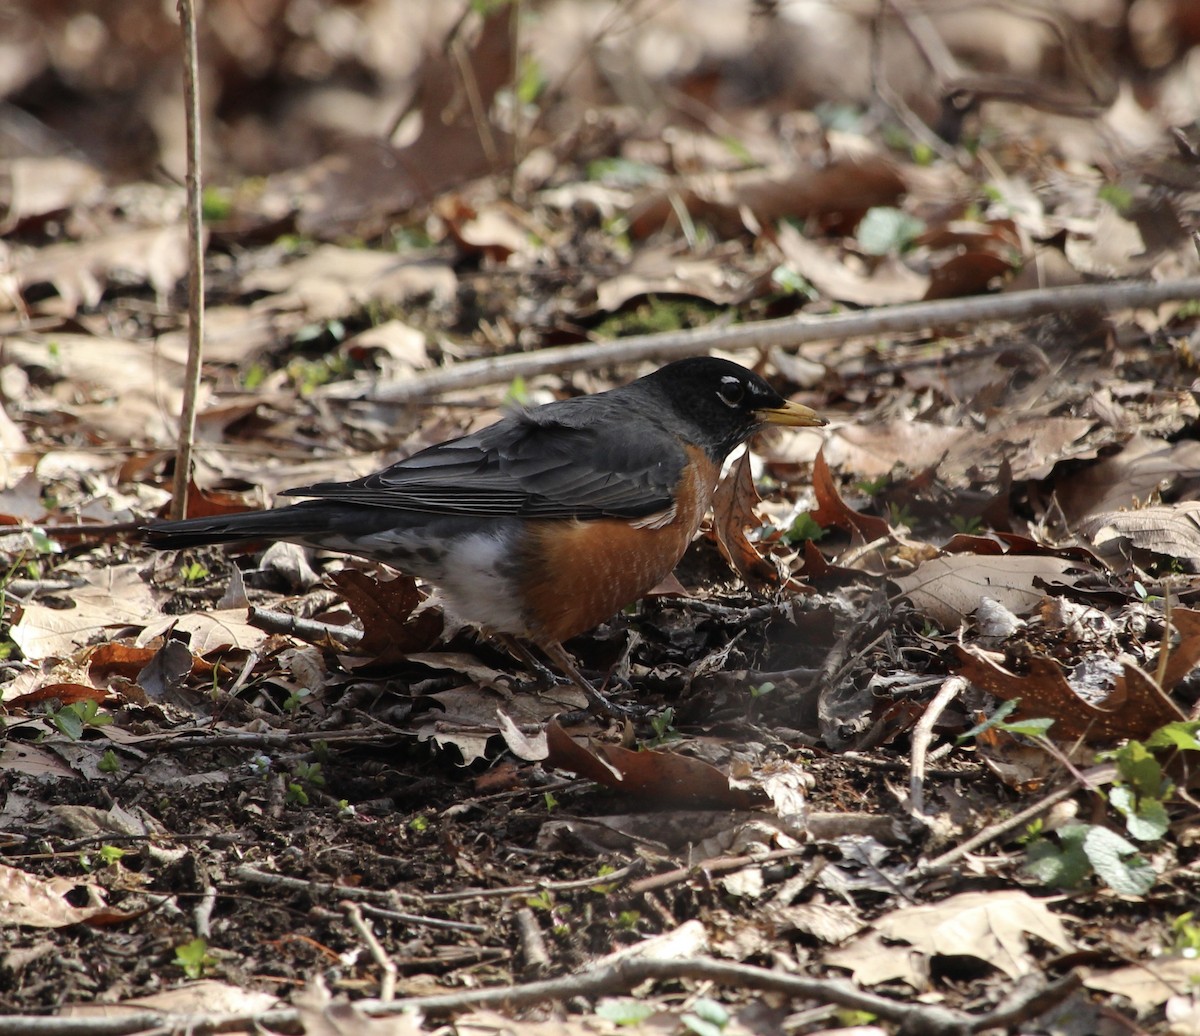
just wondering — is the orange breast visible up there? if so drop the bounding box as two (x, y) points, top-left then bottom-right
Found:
(516, 445), (719, 644)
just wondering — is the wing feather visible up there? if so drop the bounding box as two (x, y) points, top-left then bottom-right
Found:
(282, 397), (685, 520)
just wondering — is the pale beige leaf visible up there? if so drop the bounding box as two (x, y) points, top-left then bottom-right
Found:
(894, 555), (1081, 627)
(136, 609), (270, 654)
(243, 245), (455, 323)
(11, 566), (158, 660)
(1078, 501), (1200, 563)
(0, 863), (113, 929)
(1085, 957), (1200, 1012)
(62, 980), (280, 1018)
(828, 890), (1073, 984)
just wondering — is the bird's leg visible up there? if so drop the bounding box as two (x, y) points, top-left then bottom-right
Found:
(496, 634), (565, 692)
(539, 640), (651, 720)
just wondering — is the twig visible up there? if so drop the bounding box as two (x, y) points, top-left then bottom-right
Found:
(356, 903), (487, 935)
(514, 907), (551, 973)
(0, 954), (1083, 1036)
(626, 847), (804, 896)
(909, 676), (966, 819)
(234, 864), (420, 906)
(915, 763), (1118, 882)
(325, 277), (1200, 402)
(418, 860), (643, 903)
(193, 885), (217, 940)
(170, 0), (205, 520)
(343, 901), (397, 1002)
(247, 606), (364, 648)
(118, 727), (400, 750)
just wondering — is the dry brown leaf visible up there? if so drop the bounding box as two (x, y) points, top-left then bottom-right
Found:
(294, 977), (424, 1036)
(1157, 608), (1200, 693)
(0, 862), (135, 928)
(11, 566), (159, 661)
(594, 244), (761, 311)
(823, 422), (972, 481)
(0, 743), (78, 779)
(711, 450), (784, 590)
(1078, 501), (1200, 564)
(1084, 957), (1200, 1013)
(774, 222), (929, 305)
(1057, 435), (1200, 521)
(5, 333), (193, 446)
(954, 646), (1186, 741)
(328, 569), (443, 657)
(135, 610), (270, 655)
(827, 890), (1073, 984)
(810, 449), (892, 540)
(544, 720), (759, 808)
(61, 981), (279, 1020)
(629, 153), (906, 237)
(893, 554), (1083, 627)
(7, 225), (190, 314)
(0, 157), (104, 232)
(243, 246), (457, 323)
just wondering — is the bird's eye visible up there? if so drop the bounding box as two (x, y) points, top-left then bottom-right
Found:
(718, 376), (744, 407)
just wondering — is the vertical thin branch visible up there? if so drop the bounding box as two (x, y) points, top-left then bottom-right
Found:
(171, 0), (205, 520)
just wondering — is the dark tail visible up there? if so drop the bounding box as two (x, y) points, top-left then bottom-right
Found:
(141, 500), (374, 550)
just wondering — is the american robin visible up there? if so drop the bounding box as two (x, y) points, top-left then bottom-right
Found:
(143, 357), (825, 714)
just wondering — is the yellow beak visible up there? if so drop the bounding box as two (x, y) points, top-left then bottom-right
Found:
(755, 399), (826, 428)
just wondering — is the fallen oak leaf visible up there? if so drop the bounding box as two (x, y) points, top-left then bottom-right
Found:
(809, 449), (892, 540)
(711, 451), (784, 591)
(954, 646), (1185, 742)
(545, 720), (759, 809)
(328, 568), (443, 658)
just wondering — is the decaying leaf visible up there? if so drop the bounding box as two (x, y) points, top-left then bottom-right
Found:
(1078, 501), (1200, 565)
(328, 568), (443, 657)
(826, 890), (1074, 985)
(954, 645), (1186, 741)
(809, 448), (892, 540)
(0, 862), (136, 929)
(544, 720), (759, 809)
(711, 450), (785, 590)
(894, 554), (1083, 627)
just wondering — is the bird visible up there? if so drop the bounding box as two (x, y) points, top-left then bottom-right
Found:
(142, 357), (825, 715)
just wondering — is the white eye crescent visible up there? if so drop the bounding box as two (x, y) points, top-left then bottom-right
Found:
(718, 376), (744, 407)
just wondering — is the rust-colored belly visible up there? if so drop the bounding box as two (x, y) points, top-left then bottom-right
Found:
(517, 446), (719, 643)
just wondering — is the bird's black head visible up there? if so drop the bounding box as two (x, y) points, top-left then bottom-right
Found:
(637, 356), (825, 461)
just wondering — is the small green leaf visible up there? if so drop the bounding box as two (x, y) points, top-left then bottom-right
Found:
(1109, 786), (1170, 842)
(783, 512), (825, 544)
(997, 716), (1056, 739)
(691, 999), (729, 1026)
(681, 1016), (724, 1036)
(1145, 721), (1200, 751)
(595, 999), (655, 1026)
(1023, 824), (1091, 888)
(856, 207), (926, 255)
(1083, 826), (1156, 896)
(51, 707), (84, 741)
(98, 844), (126, 866)
(174, 937), (216, 979)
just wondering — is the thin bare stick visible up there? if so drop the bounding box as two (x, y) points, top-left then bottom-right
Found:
(916, 762), (1118, 881)
(343, 901), (397, 1002)
(909, 676), (966, 819)
(332, 276), (1200, 403)
(0, 955), (1083, 1036)
(171, 0), (206, 520)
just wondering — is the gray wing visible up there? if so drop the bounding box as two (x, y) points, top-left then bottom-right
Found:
(282, 398), (686, 520)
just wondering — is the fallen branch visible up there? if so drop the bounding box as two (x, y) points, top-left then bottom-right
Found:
(0, 954), (1082, 1036)
(323, 276), (1200, 402)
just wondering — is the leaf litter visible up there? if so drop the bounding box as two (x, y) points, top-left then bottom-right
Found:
(2, 2), (1200, 1033)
